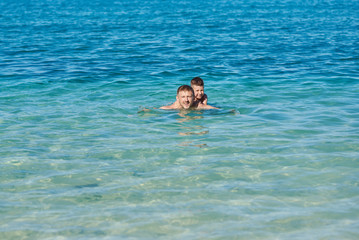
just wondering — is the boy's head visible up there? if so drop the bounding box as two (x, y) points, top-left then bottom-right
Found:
(176, 85), (195, 109)
(190, 77), (205, 101)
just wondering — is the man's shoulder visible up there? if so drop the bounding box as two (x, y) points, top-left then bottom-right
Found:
(160, 102), (178, 110)
(196, 103), (219, 109)
(160, 105), (175, 110)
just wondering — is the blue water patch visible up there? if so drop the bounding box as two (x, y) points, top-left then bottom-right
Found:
(1, 0), (359, 239)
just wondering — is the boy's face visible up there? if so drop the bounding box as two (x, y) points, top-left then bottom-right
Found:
(192, 85), (204, 100)
(177, 90), (194, 109)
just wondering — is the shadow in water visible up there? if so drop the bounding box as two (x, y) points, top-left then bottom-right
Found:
(176, 111), (209, 148)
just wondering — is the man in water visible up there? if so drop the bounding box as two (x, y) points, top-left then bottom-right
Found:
(160, 85), (218, 110)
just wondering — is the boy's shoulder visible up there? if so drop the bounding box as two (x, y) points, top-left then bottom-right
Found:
(200, 94), (208, 104)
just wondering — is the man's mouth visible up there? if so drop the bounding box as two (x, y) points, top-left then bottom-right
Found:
(183, 101), (190, 107)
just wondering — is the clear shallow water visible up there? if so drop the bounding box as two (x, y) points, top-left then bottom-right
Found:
(1, 0), (359, 239)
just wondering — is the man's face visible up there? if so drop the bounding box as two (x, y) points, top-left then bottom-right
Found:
(177, 90), (194, 109)
(192, 85), (204, 100)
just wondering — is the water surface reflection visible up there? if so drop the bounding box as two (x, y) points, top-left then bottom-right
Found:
(176, 111), (209, 148)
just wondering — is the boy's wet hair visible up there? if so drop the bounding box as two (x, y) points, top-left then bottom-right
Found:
(177, 85), (194, 95)
(191, 77), (204, 86)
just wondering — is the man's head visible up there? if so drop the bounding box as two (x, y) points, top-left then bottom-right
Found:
(190, 77), (205, 101)
(176, 85), (195, 109)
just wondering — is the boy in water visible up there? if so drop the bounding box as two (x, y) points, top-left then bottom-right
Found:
(160, 85), (217, 110)
(191, 77), (208, 105)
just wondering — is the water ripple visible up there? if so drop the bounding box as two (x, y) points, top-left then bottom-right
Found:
(1, 0), (359, 239)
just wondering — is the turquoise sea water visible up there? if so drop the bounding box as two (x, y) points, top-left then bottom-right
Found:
(1, 0), (359, 239)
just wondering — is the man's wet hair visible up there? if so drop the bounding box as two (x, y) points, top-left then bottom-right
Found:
(177, 85), (194, 95)
(191, 77), (204, 87)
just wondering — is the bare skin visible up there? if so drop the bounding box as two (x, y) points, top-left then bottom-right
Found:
(197, 102), (218, 109)
(160, 90), (195, 110)
(160, 90), (218, 110)
(192, 85), (208, 105)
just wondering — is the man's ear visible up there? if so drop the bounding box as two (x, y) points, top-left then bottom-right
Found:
(176, 95), (179, 101)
